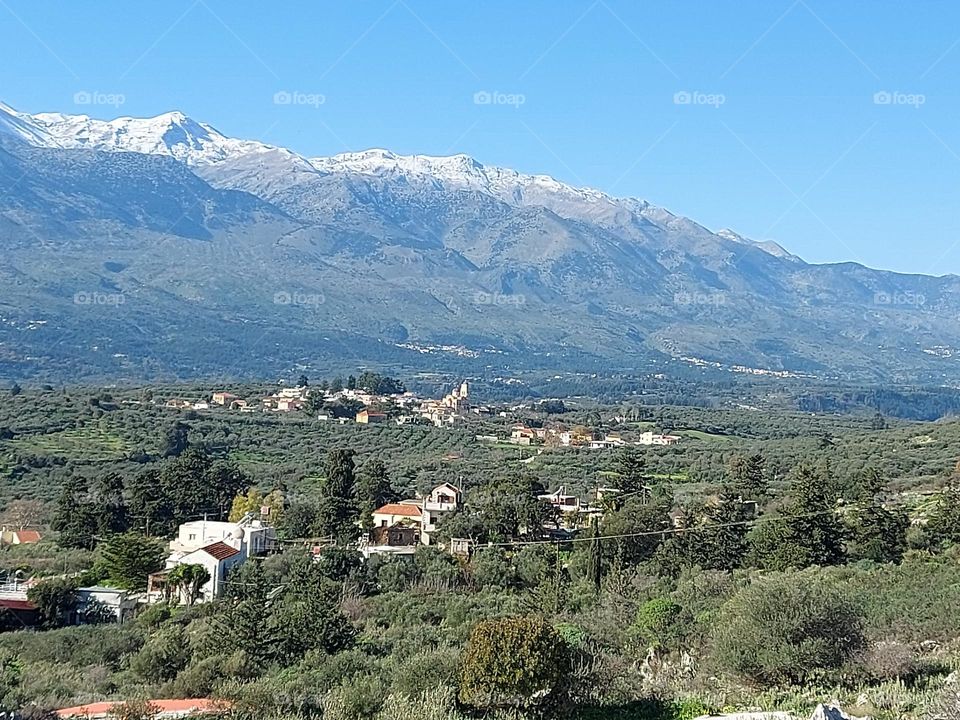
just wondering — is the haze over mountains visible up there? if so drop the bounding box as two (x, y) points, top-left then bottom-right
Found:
(0, 101), (958, 383)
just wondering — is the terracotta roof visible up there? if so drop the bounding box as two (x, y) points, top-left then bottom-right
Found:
(0, 599), (36, 611)
(15, 530), (41, 543)
(200, 541), (240, 561)
(56, 699), (229, 718)
(373, 503), (422, 518)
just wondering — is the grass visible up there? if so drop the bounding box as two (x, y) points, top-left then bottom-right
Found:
(680, 430), (736, 442)
(7, 424), (129, 460)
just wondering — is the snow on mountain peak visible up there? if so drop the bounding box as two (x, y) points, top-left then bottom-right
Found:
(0, 100), (796, 262)
(0, 102), (57, 146)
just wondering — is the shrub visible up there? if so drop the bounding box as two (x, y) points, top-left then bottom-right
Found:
(713, 575), (865, 686)
(632, 598), (684, 651)
(460, 615), (570, 713)
(863, 640), (918, 682)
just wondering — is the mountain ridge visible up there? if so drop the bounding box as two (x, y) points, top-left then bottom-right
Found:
(1, 100), (959, 383)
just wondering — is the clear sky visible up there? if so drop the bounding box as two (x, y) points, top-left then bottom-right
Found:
(2, 1), (959, 275)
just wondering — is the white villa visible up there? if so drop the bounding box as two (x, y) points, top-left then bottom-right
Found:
(148, 514), (277, 603)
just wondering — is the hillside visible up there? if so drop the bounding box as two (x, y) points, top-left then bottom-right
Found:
(2, 102), (960, 382)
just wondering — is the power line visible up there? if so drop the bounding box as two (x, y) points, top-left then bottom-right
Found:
(473, 508), (837, 549)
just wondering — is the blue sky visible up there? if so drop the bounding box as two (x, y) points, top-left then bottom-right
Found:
(2, 0), (959, 274)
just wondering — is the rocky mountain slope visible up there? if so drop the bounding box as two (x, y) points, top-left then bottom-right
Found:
(1, 101), (958, 382)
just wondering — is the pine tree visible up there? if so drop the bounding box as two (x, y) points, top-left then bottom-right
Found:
(726, 454), (769, 502)
(160, 421), (189, 458)
(356, 460), (397, 530)
(748, 464), (845, 570)
(52, 476), (97, 549)
(92, 471), (129, 537)
(927, 477), (960, 548)
(97, 533), (165, 590)
(316, 449), (359, 543)
(613, 448), (652, 499)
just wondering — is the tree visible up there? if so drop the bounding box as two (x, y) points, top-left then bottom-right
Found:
(632, 597), (685, 651)
(602, 497), (671, 567)
(127, 468), (172, 536)
(160, 421), (189, 458)
(725, 454), (769, 502)
(460, 616), (570, 713)
(52, 475), (97, 549)
(315, 449), (359, 543)
(346, 374), (357, 390)
(329, 376), (344, 392)
(927, 477), (960, 549)
(356, 460), (397, 529)
(355, 371), (404, 395)
(612, 448), (652, 498)
(97, 533), (166, 590)
(297, 374), (309, 388)
(129, 450), (248, 536)
(442, 475), (550, 544)
(9, 383), (21, 397)
(714, 575), (865, 687)
(748, 464), (845, 570)
(0, 498), (46, 530)
(92, 471), (130, 537)
(166, 564), (211, 605)
(129, 626), (190, 684)
(846, 482), (909, 564)
(229, 488), (284, 523)
(660, 493), (750, 573)
(270, 586), (356, 663)
(27, 578), (78, 628)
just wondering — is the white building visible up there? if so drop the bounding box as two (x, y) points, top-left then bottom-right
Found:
(150, 515), (277, 603)
(75, 586), (138, 623)
(538, 486), (583, 513)
(637, 431), (681, 446)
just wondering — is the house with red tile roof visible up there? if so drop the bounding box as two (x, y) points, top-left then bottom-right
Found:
(363, 484), (463, 557)
(148, 516), (275, 604)
(0, 528), (42, 545)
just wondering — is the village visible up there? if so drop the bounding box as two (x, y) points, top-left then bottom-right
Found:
(161, 379), (683, 448)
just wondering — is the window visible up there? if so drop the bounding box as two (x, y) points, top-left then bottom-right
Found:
(189, 533), (196, 541)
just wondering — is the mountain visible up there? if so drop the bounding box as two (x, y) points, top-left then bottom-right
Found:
(1, 101), (959, 383)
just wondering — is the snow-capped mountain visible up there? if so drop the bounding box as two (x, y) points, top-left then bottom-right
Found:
(0, 102), (785, 258)
(0, 102), (57, 146)
(3, 99), (959, 384)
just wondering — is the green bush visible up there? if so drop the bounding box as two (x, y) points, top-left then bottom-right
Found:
(632, 598), (685, 651)
(713, 574), (865, 686)
(460, 615), (570, 713)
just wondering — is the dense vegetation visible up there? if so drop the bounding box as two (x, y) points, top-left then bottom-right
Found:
(0, 384), (959, 719)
